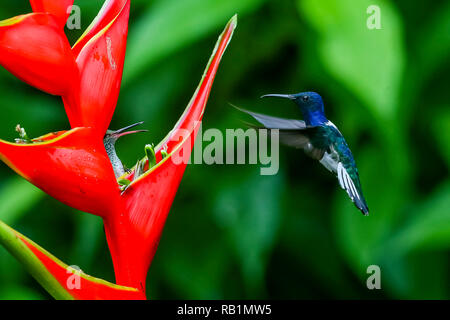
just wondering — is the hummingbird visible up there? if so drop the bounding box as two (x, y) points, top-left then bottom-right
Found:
(236, 91), (369, 215)
(104, 122), (148, 179)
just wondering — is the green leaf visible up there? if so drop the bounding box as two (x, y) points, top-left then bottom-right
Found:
(414, 1), (450, 82)
(124, 0), (266, 83)
(432, 108), (450, 168)
(69, 213), (104, 270)
(213, 170), (284, 296)
(0, 178), (44, 225)
(378, 181), (450, 298)
(382, 250), (449, 299)
(298, 0), (405, 119)
(333, 145), (406, 271)
(0, 285), (45, 300)
(387, 181), (450, 253)
(161, 242), (228, 299)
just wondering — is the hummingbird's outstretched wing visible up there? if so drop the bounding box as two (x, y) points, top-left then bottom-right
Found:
(233, 105), (325, 160)
(231, 105), (306, 129)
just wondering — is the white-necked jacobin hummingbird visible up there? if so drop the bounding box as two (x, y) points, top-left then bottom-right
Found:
(104, 122), (148, 178)
(236, 91), (369, 215)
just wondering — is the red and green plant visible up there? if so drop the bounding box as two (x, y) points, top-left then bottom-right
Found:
(0, 0), (236, 300)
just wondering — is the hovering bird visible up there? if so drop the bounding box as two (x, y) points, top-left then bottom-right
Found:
(104, 122), (148, 178)
(236, 92), (369, 215)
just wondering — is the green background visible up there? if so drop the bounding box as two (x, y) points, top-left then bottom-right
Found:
(0, 0), (449, 299)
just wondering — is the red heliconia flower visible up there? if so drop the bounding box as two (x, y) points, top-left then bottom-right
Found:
(0, 13), (77, 98)
(105, 19), (236, 289)
(29, 0), (75, 28)
(0, 0), (130, 217)
(0, 0), (236, 300)
(70, 0), (131, 135)
(0, 0), (129, 134)
(0, 128), (120, 216)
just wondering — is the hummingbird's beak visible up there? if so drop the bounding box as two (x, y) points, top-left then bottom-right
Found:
(113, 130), (148, 138)
(111, 122), (148, 138)
(261, 94), (296, 100)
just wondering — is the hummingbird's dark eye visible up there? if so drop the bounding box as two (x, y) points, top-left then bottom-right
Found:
(302, 95), (309, 102)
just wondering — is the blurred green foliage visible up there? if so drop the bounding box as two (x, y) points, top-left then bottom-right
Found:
(0, 0), (449, 299)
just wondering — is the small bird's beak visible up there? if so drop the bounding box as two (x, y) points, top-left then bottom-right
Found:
(114, 130), (148, 138)
(261, 94), (296, 100)
(111, 121), (148, 138)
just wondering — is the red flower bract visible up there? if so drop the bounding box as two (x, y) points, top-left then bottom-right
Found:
(0, 0), (129, 134)
(0, 13), (77, 97)
(0, 0), (236, 299)
(70, 0), (130, 135)
(0, 128), (120, 217)
(30, 0), (75, 28)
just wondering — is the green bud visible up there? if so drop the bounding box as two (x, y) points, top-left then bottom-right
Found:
(145, 144), (157, 168)
(118, 179), (131, 187)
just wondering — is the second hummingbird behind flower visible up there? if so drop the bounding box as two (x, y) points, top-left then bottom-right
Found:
(104, 122), (148, 179)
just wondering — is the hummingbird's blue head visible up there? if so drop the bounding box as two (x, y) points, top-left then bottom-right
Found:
(261, 91), (327, 126)
(290, 92), (324, 113)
